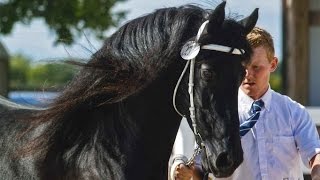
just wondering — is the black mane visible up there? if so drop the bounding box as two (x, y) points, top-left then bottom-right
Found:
(21, 5), (212, 180)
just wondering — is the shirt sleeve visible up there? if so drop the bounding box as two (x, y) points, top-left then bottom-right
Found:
(292, 105), (320, 167)
(169, 118), (197, 179)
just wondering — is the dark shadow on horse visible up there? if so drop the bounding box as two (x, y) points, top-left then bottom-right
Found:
(0, 2), (258, 180)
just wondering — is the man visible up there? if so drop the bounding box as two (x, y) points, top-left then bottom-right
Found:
(170, 27), (320, 180)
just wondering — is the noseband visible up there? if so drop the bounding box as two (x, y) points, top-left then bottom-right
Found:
(172, 20), (245, 159)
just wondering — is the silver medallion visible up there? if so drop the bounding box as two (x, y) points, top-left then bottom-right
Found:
(180, 41), (200, 60)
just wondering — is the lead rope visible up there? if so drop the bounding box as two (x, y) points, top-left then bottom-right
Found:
(172, 60), (190, 117)
(186, 145), (202, 166)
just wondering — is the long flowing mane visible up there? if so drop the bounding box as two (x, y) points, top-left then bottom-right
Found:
(20, 5), (210, 179)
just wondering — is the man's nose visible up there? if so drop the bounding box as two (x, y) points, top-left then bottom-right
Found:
(245, 69), (251, 77)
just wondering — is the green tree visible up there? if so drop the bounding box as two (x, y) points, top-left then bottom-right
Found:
(9, 54), (31, 89)
(0, 0), (127, 44)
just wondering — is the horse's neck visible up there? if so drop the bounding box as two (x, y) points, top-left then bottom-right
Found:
(122, 77), (182, 179)
(39, 64), (184, 179)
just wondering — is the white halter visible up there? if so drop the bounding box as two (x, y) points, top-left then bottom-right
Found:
(172, 20), (245, 146)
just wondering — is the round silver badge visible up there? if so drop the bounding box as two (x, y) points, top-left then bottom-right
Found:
(180, 41), (200, 60)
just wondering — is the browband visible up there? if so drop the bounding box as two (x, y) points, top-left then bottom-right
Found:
(201, 44), (245, 55)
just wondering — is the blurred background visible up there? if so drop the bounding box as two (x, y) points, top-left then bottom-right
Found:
(0, 0), (319, 178)
(0, 0), (318, 107)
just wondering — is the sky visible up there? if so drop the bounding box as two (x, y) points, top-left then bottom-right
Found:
(0, 0), (282, 61)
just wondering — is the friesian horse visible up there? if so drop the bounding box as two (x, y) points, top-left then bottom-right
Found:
(0, 2), (258, 179)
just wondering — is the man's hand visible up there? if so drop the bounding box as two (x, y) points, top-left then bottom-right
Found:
(310, 154), (320, 180)
(174, 163), (203, 180)
(174, 163), (193, 180)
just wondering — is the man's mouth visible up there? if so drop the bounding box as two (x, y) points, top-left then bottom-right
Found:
(243, 82), (255, 86)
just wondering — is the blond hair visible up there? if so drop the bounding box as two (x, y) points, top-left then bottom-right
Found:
(247, 27), (275, 61)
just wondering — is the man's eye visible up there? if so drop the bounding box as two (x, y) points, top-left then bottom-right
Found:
(201, 70), (215, 80)
(253, 66), (260, 70)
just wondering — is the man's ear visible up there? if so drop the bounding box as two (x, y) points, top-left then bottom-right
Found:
(270, 57), (278, 72)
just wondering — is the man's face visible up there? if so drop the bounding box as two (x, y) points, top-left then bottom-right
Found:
(240, 46), (278, 100)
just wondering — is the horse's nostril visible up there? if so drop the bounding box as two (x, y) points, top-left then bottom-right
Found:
(215, 152), (234, 170)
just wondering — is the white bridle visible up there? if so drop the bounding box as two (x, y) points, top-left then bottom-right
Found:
(172, 20), (245, 146)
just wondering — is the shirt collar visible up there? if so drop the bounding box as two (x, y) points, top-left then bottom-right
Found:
(238, 85), (272, 112)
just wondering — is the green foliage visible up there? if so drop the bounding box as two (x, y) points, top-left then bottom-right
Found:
(9, 54), (31, 88)
(9, 54), (78, 91)
(27, 62), (78, 90)
(0, 0), (127, 44)
(270, 73), (282, 93)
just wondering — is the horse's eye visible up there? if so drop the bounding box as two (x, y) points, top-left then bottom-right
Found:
(201, 69), (215, 80)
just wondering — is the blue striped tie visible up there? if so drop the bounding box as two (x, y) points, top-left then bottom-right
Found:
(239, 99), (264, 137)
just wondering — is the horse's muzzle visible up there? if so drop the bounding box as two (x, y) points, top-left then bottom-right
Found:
(201, 140), (243, 177)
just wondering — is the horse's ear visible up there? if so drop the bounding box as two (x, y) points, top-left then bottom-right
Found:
(238, 8), (259, 35)
(207, 1), (226, 33)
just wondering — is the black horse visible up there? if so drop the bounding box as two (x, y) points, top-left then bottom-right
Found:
(0, 2), (258, 180)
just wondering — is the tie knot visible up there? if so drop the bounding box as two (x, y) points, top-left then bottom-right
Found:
(250, 99), (264, 114)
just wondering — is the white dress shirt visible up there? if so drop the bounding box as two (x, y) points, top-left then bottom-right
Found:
(217, 87), (320, 180)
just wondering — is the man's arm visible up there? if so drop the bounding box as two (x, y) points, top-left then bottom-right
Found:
(310, 153), (320, 180)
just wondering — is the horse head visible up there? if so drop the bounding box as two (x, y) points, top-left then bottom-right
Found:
(175, 2), (258, 177)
